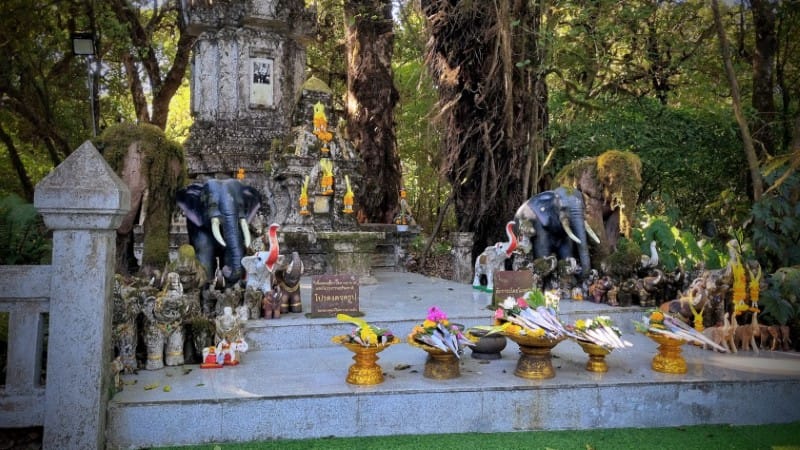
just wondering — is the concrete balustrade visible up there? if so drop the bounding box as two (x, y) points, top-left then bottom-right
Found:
(0, 141), (130, 449)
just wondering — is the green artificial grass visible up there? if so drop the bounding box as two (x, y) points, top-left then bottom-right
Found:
(158, 422), (800, 450)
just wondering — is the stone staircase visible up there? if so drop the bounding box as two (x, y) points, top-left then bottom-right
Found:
(106, 271), (800, 449)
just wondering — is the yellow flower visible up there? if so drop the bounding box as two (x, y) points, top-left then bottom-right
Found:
(423, 319), (436, 328)
(575, 319), (587, 331)
(529, 328), (545, 337)
(649, 311), (664, 323)
(505, 324), (522, 335)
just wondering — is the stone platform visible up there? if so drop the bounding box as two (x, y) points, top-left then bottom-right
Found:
(107, 271), (800, 448)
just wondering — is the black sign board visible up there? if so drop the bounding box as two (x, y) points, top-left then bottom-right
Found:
(310, 274), (360, 318)
(492, 271), (534, 307)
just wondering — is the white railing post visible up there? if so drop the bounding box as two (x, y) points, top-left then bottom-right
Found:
(33, 141), (130, 450)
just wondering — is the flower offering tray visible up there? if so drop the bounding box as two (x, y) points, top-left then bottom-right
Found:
(332, 335), (400, 385)
(646, 332), (687, 374)
(504, 333), (566, 379)
(576, 340), (612, 373)
(407, 336), (461, 380)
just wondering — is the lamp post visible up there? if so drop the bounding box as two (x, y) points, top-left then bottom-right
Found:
(71, 32), (98, 137)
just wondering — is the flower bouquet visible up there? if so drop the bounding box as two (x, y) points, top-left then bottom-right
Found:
(335, 314), (396, 347)
(493, 292), (572, 379)
(568, 316), (632, 350)
(408, 306), (474, 357)
(493, 294), (574, 341)
(408, 307), (473, 379)
(332, 314), (398, 385)
(634, 310), (726, 352)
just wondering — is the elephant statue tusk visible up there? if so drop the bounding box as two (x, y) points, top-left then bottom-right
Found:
(240, 218), (251, 249)
(561, 216), (581, 244)
(211, 217), (226, 247)
(585, 220), (601, 244)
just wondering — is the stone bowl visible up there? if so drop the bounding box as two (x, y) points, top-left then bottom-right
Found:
(466, 328), (507, 360)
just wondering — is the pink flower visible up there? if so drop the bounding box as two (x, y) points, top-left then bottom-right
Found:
(517, 298), (528, 309)
(494, 308), (505, 319)
(427, 306), (448, 322)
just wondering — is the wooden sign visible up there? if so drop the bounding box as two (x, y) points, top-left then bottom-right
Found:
(492, 270), (534, 307)
(310, 274), (359, 318)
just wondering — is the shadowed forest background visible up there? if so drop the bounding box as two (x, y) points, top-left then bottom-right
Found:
(1, 0), (799, 311)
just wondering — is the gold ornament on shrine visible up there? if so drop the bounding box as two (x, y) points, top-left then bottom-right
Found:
(343, 175), (354, 214)
(299, 175), (310, 215)
(319, 158), (334, 196)
(312, 102), (333, 155)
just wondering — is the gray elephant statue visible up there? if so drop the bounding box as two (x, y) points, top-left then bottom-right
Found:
(514, 186), (599, 279)
(176, 179), (262, 286)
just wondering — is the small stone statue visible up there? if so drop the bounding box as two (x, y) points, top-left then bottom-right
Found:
(142, 272), (189, 370)
(112, 275), (142, 373)
(215, 306), (242, 343)
(210, 306), (247, 366)
(262, 285), (282, 319)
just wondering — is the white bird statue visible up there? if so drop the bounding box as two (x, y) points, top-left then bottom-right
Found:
(641, 240), (659, 269)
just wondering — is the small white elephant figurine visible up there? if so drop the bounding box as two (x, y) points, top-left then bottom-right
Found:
(216, 338), (249, 366)
(241, 251), (275, 293)
(472, 221), (518, 292)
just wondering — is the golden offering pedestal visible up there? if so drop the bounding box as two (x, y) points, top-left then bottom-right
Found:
(504, 333), (566, 380)
(407, 336), (461, 380)
(647, 332), (687, 374)
(331, 335), (399, 385)
(577, 340), (612, 373)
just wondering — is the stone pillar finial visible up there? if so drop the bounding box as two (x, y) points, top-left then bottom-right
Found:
(34, 140), (130, 230)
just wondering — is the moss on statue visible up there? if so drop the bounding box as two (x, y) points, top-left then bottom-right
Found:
(596, 150), (642, 238)
(95, 123), (187, 275)
(606, 238), (642, 279)
(556, 150), (642, 240)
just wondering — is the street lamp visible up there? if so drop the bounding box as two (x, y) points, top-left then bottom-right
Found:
(71, 32), (96, 56)
(71, 32), (98, 136)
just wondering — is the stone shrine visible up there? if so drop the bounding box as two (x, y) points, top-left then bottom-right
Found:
(183, 0), (314, 176)
(175, 0), (415, 281)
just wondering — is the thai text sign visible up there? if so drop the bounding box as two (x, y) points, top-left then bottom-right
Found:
(492, 271), (534, 307)
(311, 274), (359, 317)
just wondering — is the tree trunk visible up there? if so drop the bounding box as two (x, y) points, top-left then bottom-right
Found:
(422, 0), (547, 258)
(109, 0), (195, 130)
(0, 124), (35, 201)
(750, 0), (778, 157)
(711, 0), (763, 201)
(344, 0), (401, 224)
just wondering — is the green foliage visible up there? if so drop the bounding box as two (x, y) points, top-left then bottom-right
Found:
(759, 266), (800, 326)
(751, 166), (800, 272)
(550, 98), (747, 233)
(0, 194), (51, 264)
(631, 216), (726, 272)
(393, 2), (451, 232)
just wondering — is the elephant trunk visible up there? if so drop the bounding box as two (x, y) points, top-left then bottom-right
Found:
(219, 213), (247, 284)
(565, 208), (591, 279)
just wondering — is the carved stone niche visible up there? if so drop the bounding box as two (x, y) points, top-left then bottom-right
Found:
(183, 0), (314, 177)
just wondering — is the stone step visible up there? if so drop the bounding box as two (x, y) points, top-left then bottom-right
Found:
(108, 330), (800, 448)
(106, 271), (800, 448)
(243, 270), (646, 351)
